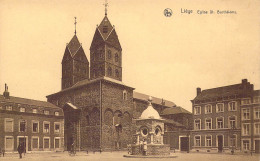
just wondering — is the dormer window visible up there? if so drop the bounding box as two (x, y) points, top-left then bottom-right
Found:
(44, 110), (50, 115)
(103, 26), (108, 33)
(20, 107), (25, 112)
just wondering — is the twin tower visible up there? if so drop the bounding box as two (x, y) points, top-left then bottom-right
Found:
(61, 15), (122, 90)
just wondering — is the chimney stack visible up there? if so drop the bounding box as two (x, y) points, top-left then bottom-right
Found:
(242, 79), (248, 85)
(3, 83), (10, 99)
(197, 87), (201, 96)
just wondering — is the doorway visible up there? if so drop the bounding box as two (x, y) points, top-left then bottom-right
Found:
(18, 137), (27, 152)
(180, 137), (189, 151)
(217, 135), (223, 152)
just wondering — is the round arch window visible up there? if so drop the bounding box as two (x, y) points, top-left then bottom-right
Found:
(141, 127), (148, 136)
(107, 50), (112, 59)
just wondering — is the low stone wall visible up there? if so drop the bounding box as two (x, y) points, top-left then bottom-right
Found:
(131, 144), (170, 156)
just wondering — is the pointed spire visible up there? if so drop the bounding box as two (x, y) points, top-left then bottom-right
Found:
(74, 17), (77, 35)
(103, 0), (108, 16)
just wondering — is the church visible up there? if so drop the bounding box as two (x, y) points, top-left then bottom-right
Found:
(46, 9), (192, 151)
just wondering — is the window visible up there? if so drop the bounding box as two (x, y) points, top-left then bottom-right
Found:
(229, 116), (236, 128)
(205, 136), (212, 147)
(255, 123), (260, 135)
(103, 26), (108, 33)
(32, 137), (39, 149)
(205, 104), (212, 114)
(19, 120), (26, 132)
(243, 140), (250, 151)
(115, 69), (119, 78)
(242, 108), (250, 120)
(5, 118), (13, 132)
(115, 53), (119, 62)
(32, 121), (39, 133)
(20, 107), (25, 112)
(254, 97), (260, 103)
(229, 102), (236, 111)
(123, 90), (127, 100)
(242, 98), (251, 105)
(107, 67), (112, 76)
(205, 118), (212, 129)
(194, 119), (201, 130)
(43, 138), (50, 149)
(230, 135), (236, 147)
(6, 105), (12, 111)
(5, 136), (14, 150)
(217, 117), (224, 129)
(216, 103), (224, 112)
(255, 108), (260, 119)
(54, 111), (59, 116)
(43, 122), (50, 133)
(55, 138), (60, 149)
(44, 110), (50, 115)
(32, 108), (37, 113)
(54, 123), (60, 133)
(141, 127), (148, 136)
(194, 136), (201, 146)
(242, 124), (250, 136)
(194, 106), (201, 115)
(107, 50), (111, 59)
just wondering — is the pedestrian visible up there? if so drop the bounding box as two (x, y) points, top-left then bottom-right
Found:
(143, 139), (147, 156)
(2, 149), (5, 157)
(17, 143), (24, 159)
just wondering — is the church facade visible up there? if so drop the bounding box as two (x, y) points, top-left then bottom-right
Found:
(46, 13), (192, 151)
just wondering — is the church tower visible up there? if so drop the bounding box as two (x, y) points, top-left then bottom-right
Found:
(90, 12), (122, 81)
(61, 18), (89, 90)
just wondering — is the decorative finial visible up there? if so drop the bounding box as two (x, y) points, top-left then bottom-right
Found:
(148, 96), (152, 105)
(103, 0), (108, 16)
(74, 17), (77, 35)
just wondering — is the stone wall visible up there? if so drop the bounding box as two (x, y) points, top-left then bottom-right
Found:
(131, 144), (170, 155)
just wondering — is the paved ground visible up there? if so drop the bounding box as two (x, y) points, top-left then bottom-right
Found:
(0, 151), (259, 161)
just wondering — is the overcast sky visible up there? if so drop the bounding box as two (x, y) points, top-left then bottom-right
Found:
(0, 0), (259, 112)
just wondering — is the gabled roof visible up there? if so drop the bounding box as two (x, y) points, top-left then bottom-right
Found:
(133, 91), (176, 107)
(161, 106), (191, 115)
(64, 102), (79, 110)
(90, 16), (121, 50)
(67, 35), (82, 57)
(0, 94), (59, 109)
(97, 16), (113, 40)
(194, 81), (253, 101)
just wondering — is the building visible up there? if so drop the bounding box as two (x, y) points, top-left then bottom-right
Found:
(46, 11), (192, 151)
(0, 84), (64, 152)
(190, 79), (260, 153)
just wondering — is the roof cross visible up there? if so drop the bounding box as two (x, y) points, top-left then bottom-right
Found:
(74, 17), (77, 35)
(103, 0), (108, 16)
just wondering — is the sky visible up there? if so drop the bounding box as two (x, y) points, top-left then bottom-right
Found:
(0, 0), (259, 112)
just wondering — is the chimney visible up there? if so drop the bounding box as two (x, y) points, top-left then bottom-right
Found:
(3, 83), (10, 99)
(242, 79), (248, 85)
(197, 87), (201, 96)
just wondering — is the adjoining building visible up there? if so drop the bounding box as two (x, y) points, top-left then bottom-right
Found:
(0, 84), (64, 152)
(190, 79), (260, 153)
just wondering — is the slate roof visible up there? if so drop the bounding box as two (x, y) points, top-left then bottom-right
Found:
(163, 119), (185, 127)
(254, 90), (260, 96)
(0, 94), (59, 109)
(47, 76), (134, 97)
(133, 91), (176, 107)
(161, 106), (191, 115)
(90, 16), (121, 50)
(194, 82), (253, 101)
(67, 35), (81, 57)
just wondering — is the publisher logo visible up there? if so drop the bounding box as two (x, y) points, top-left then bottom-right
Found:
(164, 8), (172, 17)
